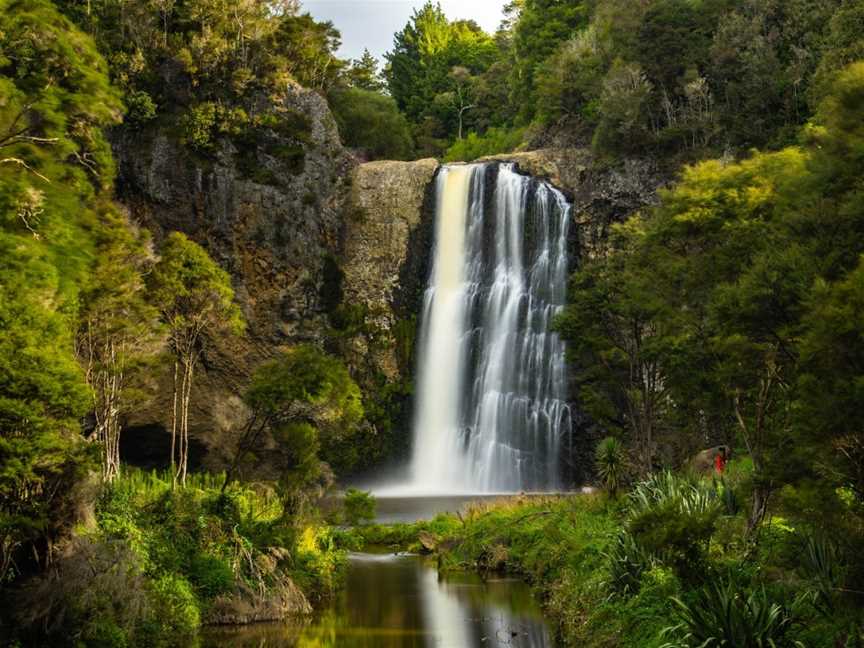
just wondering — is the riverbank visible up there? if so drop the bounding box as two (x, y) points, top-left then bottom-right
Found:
(5, 469), (347, 647)
(340, 474), (864, 647)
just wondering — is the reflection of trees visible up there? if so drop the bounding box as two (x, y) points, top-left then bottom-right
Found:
(202, 556), (552, 647)
(439, 574), (543, 616)
(201, 619), (308, 647)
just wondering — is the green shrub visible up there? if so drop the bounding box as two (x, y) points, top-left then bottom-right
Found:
(182, 103), (248, 153)
(444, 127), (526, 162)
(627, 472), (721, 581)
(294, 526), (348, 601)
(713, 476), (740, 517)
(125, 89), (157, 124)
(148, 573), (201, 639)
(800, 532), (846, 615)
(329, 87), (414, 160)
(604, 530), (653, 597)
(79, 618), (129, 648)
(182, 102), (219, 151)
(188, 554), (235, 599)
(596, 436), (627, 495)
(343, 488), (376, 526)
(661, 581), (800, 648)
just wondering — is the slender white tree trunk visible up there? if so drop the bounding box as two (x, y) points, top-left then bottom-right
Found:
(171, 359), (179, 488)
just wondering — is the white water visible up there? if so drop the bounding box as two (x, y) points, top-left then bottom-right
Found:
(405, 163), (573, 494)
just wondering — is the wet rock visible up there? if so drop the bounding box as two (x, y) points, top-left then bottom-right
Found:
(418, 530), (439, 553)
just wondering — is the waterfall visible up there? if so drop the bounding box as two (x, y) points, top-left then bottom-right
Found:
(409, 162), (573, 493)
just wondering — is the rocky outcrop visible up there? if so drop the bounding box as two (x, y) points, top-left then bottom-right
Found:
(482, 147), (669, 258)
(114, 83), (356, 470)
(338, 158), (439, 380)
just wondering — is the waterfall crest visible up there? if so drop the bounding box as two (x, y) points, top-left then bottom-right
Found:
(409, 162), (572, 493)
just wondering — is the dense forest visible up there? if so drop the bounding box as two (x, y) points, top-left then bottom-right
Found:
(1, 0), (863, 645)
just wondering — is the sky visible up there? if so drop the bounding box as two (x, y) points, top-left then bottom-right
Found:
(301, 0), (506, 63)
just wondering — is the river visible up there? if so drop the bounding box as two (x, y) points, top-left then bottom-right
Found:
(203, 496), (556, 647)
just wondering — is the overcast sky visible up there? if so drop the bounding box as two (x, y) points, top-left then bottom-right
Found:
(301, 0), (506, 63)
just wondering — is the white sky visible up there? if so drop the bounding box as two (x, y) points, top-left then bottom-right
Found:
(301, 0), (506, 62)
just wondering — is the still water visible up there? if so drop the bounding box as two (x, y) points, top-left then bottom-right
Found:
(203, 551), (555, 648)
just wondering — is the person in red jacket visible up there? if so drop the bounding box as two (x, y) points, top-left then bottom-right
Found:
(714, 449), (727, 475)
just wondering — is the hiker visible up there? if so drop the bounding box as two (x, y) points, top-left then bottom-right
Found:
(714, 448), (727, 475)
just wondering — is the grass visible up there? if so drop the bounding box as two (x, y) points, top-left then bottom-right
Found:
(343, 475), (864, 648)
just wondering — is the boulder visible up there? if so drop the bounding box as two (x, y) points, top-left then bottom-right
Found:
(689, 445), (732, 475)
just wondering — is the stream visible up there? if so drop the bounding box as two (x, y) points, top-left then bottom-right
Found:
(203, 497), (556, 648)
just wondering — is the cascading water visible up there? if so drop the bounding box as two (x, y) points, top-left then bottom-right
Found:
(408, 162), (573, 493)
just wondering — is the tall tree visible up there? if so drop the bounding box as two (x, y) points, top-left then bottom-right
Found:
(148, 232), (244, 487)
(557, 223), (678, 476)
(509, 0), (590, 122)
(0, 0), (123, 582)
(77, 213), (158, 482)
(385, 3), (497, 148)
(347, 48), (385, 92)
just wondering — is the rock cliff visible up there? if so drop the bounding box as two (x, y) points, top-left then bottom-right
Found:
(114, 83), (356, 469)
(482, 148), (669, 258)
(338, 158), (439, 380)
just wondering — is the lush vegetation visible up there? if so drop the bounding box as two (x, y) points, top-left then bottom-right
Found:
(556, 62), (864, 533)
(11, 469), (346, 647)
(0, 2), (367, 644)
(384, 0), (862, 160)
(356, 473), (862, 647)
(2, 0), (864, 644)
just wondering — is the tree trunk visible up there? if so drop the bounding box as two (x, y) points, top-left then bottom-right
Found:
(747, 483), (771, 536)
(176, 357), (194, 487)
(171, 360), (178, 488)
(221, 414), (262, 496)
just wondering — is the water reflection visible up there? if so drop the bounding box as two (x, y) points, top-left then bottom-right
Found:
(203, 552), (554, 648)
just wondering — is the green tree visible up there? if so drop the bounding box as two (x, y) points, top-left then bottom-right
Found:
(0, 0), (124, 583)
(148, 232), (244, 487)
(508, 0), (591, 122)
(223, 346), (363, 501)
(556, 222), (676, 475)
(328, 87), (414, 160)
(0, 238), (95, 584)
(635, 149), (811, 531)
(535, 26), (605, 126)
(77, 212), (159, 482)
(798, 260), (864, 503)
(347, 49), (385, 92)
(810, 0), (864, 104)
(592, 60), (653, 156)
(385, 3), (498, 147)
(272, 12), (344, 91)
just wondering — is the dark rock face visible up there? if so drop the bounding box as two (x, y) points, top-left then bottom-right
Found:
(113, 84), (356, 469)
(482, 148), (669, 259)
